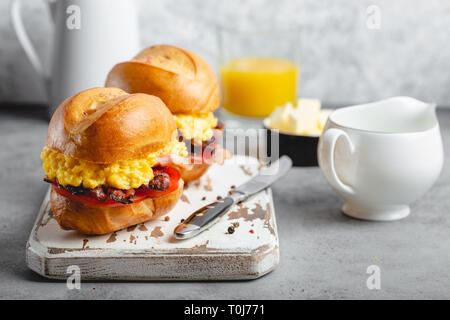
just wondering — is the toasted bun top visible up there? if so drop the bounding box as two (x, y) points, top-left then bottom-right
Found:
(105, 44), (220, 114)
(46, 87), (177, 164)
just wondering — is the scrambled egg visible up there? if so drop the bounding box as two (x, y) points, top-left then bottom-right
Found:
(41, 140), (187, 190)
(173, 112), (218, 141)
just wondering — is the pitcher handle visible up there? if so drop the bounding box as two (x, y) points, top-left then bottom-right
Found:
(319, 128), (355, 195)
(10, 0), (51, 82)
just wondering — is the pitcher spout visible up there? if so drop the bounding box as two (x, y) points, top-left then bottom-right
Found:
(372, 96), (439, 131)
(396, 96), (439, 127)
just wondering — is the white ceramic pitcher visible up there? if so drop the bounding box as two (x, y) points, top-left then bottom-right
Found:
(318, 97), (443, 221)
(11, 0), (140, 113)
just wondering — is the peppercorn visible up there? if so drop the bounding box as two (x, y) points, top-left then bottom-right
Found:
(228, 226), (235, 234)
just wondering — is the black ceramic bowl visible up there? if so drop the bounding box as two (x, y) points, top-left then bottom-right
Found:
(263, 119), (319, 167)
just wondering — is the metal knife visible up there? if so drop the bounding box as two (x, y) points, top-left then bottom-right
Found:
(173, 156), (293, 240)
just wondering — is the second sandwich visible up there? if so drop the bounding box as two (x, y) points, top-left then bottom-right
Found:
(105, 44), (230, 182)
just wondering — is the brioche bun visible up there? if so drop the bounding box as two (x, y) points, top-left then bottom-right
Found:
(105, 44), (220, 115)
(45, 87), (183, 234)
(50, 180), (184, 235)
(46, 87), (177, 164)
(105, 45), (225, 182)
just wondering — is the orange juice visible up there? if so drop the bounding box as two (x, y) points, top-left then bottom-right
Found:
(220, 57), (298, 118)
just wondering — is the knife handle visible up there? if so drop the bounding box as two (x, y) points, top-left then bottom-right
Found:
(174, 197), (236, 240)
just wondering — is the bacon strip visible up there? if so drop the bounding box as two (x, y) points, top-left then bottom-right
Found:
(176, 121), (231, 165)
(142, 167), (170, 190)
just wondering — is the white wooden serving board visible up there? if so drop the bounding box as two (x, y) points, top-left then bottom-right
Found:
(26, 156), (279, 280)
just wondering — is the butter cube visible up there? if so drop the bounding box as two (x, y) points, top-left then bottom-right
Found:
(318, 109), (332, 130)
(267, 102), (294, 130)
(298, 98), (321, 112)
(266, 98), (330, 136)
(288, 99), (321, 134)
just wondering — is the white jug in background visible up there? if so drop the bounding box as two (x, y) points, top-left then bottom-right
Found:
(11, 0), (141, 114)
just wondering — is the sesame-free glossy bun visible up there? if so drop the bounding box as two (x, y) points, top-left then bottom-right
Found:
(50, 179), (184, 235)
(105, 45), (220, 114)
(46, 87), (177, 163)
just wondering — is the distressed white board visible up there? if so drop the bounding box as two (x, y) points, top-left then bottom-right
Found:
(26, 156), (279, 280)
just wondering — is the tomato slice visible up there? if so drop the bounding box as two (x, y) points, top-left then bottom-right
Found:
(52, 166), (180, 208)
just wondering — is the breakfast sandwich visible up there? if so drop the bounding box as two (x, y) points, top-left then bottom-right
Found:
(40, 87), (186, 234)
(105, 44), (231, 182)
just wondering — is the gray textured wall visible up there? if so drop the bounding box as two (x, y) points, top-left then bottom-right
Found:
(1, 0), (450, 105)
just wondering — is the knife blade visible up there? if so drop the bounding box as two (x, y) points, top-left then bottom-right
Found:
(173, 156), (293, 240)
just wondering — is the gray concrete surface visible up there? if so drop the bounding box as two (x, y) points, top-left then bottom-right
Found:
(0, 104), (449, 299)
(1, 0), (450, 106)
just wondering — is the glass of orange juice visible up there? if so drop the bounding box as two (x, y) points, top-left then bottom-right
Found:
(218, 27), (300, 119)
